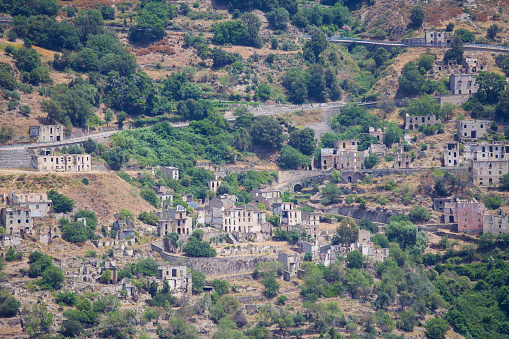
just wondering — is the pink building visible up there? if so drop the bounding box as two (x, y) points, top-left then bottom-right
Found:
(456, 200), (486, 234)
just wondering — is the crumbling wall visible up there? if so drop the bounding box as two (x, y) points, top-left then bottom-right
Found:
(155, 251), (278, 276)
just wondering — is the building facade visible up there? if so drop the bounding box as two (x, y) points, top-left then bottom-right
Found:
(32, 152), (91, 172)
(1, 206), (33, 235)
(273, 202), (302, 227)
(405, 114), (441, 131)
(158, 205), (192, 236)
(29, 125), (64, 143)
(450, 73), (479, 95)
(157, 265), (192, 297)
(456, 199), (486, 234)
(444, 142), (460, 166)
(159, 166), (179, 180)
(471, 160), (508, 186)
(457, 120), (488, 140)
(483, 215), (509, 235)
(320, 140), (367, 170)
(6, 190), (52, 218)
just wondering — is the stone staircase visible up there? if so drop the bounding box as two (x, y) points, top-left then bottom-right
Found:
(0, 148), (32, 169)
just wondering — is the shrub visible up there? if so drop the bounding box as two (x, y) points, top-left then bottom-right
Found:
(408, 206), (430, 223)
(81, 177), (89, 185)
(0, 295), (21, 317)
(425, 318), (449, 339)
(7, 31), (17, 42)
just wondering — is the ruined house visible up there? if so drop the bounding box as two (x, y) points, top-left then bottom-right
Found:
(471, 160), (508, 186)
(483, 214), (509, 235)
(250, 189), (281, 210)
(444, 142), (460, 166)
(457, 120), (488, 141)
(403, 30), (452, 46)
(158, 204), (192, 236)
(1, 206), (33, 235)
(393, 152), (412, 169)
(273, 202), (302, 227)
(152, 186), (173, 204)
(405, 114), (441, 131)
(6, 190), (52, 218)
(32, 150), (91, 172)
(368, 127), (385, 143)
(207, 176), (221, 193)
(301, 211), (321, 239)
(157, 265), (192, 297)
(278, 252), (301, 281)
(444, 199), (486, 234)
(159, 166), (179, 180)
(320, 140), (367, 170)
(29, 125), (64, 143)
(433, 197), (455, 213)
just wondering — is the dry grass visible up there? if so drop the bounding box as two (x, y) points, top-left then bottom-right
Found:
(277, 109), (323, 126)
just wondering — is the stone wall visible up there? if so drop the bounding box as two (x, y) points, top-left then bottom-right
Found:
(332, 205), (404, 224)
(152, 240), (278, 275)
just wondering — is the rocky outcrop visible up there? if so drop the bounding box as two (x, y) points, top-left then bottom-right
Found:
(332, 205), (403, 223)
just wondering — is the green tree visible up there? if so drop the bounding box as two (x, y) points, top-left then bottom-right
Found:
(346, 250), (363, 269)
(48, 190), (74, 213)
(266, 8), (290, 30)
(289, 128), (316, 155)
(13, 47), (41, 72)
(384, 122), (403, 147)
(39, 265), (65, 290)
(425, 318), (449, 339)
(0, 295), (20, 318)
(476, 71), (507, 104)
(61, 320), (82, 337)
(408, 205), (431, 223)
(417, 54), (436, 71)
(443, 35), (464, 63)
(183, 238), (217, 257)
(332, 217), (359, 245)
(371, 234), (389, 248)
(386, 220), (417, 249)
(454, 28), (475, 43)
(331, 169), (342, 183)
(410, 6), (425, 27)
(303, 30), (328, 63)
(373, 47), (389, 67)
(101, 5), (115, 20)
(279, 145), (310, 170)
(321, 183), (343, 205)
(364, 154), (379, 169)
(99, 269), (112, 284)
(212, 280), (230, 296)
(407, 95), (441, 118)
(191, 270), (206, 293)
(398, 62), (425, 95)
(25, 304), (53, 337)
(251, 116), (286, 150)
(262, 275), (280, 298)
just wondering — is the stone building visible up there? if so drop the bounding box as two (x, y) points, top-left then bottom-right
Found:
(368, 127), (385, 143)
(32, 151), (91, 172)
(159, 166), (179, 180)
(369, 144), (387, 157)
(6, 190), (52, 218)
(222, 205), (266, 234)
(152, 186), (173, 204)
(196, 195), (237, 228)
(471, 160), (508, 185)
(403, 30), (452, 46)
(433, 197), (455, 213)
(444, 199), (486, 233)
(405, 114), (441, 131)
(157, 265), (192, 297)
(29, 125), (64, 143)
(158, 204), (192, 236)
(320, 140), (367, 170)
(301, 211), (320, 239)
(483, 214), (509, 235)
(450, 73), (479, 95)
(278, 252), (301, 281)
(393, 152), (412, 169)
(457, 120), (488, 140)
(462, 57), (487, 74)
(273, 202), (302, 227)
(464, 140), (508, 161)
(207, 176), (221, 193)
(444, 142), (460, 166)
(1, 206), (33, 235)
(250, 189), (281, 210)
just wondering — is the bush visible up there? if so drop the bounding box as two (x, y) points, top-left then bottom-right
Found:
(81, 177), (89, 185)
(0, 295), (21, 317)
(364, 154), (380, 169)
(425, 318), (449, 339)
(140, 189), (159, 208)
(408, 206), (431, 223)
(138, 211), (159, 226)
(48, 190), (74, 213)
(7, 31), (17, 42)
(346, 250), (363, 269)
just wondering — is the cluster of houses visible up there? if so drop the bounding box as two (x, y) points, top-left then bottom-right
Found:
(434, 197), (509, 236)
